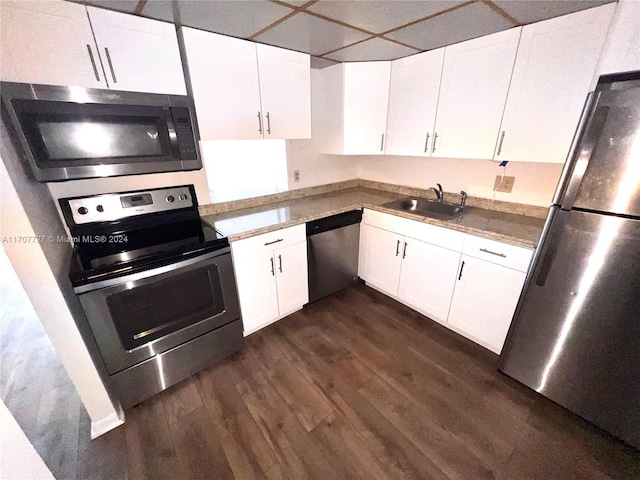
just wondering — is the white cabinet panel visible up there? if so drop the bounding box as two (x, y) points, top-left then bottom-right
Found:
(87, 6), (186, 95)
(180, 28), (263, 140)
(496, 4), (614, 164)
(343, 62), (392, 155)
(0, 0), (106, 88)
(596, 0), (640, 77)
(233, 251), (280, 335)
(385, 48), (445, 156)
(359, 224), (402, 296)
(397, 238), (461, 323)
(433, 28), (521, 159)
(256, 44), (311, 139)
(448, 255), (526, 353)
(275, 242), (309, 315)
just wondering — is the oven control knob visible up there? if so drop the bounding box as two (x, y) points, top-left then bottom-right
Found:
(96, 205), (104, 212)
(179, 194), (188, 201)
(77, 207), (88, 215)
(166, 195), (175, 203)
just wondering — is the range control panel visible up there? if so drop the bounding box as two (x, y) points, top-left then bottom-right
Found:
(64, 186), (194, 225)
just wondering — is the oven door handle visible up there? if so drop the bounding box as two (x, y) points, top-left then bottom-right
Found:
(74, 246), (231, 294)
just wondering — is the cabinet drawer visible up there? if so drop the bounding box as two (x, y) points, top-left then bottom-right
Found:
(363, 209), (464, 252)
(231, 224), (306, 258)
(462, 235), (533, 272)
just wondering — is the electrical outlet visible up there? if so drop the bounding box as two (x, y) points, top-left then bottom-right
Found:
(494, 175), (515, 193)
(293, 170), (300, 182)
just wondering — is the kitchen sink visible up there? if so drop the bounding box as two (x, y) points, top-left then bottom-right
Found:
(383, 197), (464, 220)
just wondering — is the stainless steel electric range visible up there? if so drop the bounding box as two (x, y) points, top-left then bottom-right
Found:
(60, 185), (244, 409)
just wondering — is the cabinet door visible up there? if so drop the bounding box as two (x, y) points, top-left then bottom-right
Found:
(385, 48), (445, 156)
(358, 224), (403, 296)
(343, 62), (392, 155)
(596, 0), (640, 77)
(87, 6), (186, 95)
(180, 28), (263, 140)
(433, 28), (520, 159)
(274, 241), (309, 315)
(233, 251), (279, 335)
(496, 4), (614, 164)
(0, 0), (106, 88)
(256, 44), (311, 140)
(397, 239), (461, 323)
(448, 256), (526, 353)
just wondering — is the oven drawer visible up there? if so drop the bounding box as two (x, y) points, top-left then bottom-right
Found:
(231, 223), (306, 257)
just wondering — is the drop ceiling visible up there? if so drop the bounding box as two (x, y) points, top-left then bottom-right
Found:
(73, 0), (615, 67)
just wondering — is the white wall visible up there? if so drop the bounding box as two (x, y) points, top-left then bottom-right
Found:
(357, 155), (563, 207)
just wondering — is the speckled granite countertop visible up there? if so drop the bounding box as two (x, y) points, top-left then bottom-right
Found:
(202, 187), (545, 249)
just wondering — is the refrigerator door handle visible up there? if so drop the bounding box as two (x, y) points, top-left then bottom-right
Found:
(559, 105), (610, 211)
(534, 210), (570, 287)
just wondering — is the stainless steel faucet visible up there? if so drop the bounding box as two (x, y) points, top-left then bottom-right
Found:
(460, 191), (467, 208)
(429, 183), (443, 202)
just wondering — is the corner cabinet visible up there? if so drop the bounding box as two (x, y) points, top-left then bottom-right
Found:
(0, 0), (186, 94)
(180, 28), (311, 141)
(231, 224), (308, 336)
(318, 62), (391, 155)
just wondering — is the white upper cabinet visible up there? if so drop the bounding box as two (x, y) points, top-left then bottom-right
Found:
(385, 48), (445, 157)
(595, 0), (640, 78)
(180, 28), (311, 141)
(0, 0), (106, 88)
(256, 44), (311, 140)
(319, 62), (391, 155)
(180, 28), (263, 140)
(87, 7), (186, 95)
(496, 4), (615, 164)
(433, 28), (521, 160)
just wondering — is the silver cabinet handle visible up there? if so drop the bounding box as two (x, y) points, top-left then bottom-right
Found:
(480, 248), (506, 258)
(266, 112), (271, 135)
(278, 254), (282, 273)
(257, 111), (263, 134)
(86, 45), (100, 81)
(380, 133), (385, 151)
(104, 47), (117, 83)
(432, 132), (438, 153)
(424, 132), (430, 153)
(458, 260), (465, 280)
(270, 257), (275, 276)
(496, 131), (506, 156)
(396, 239), (400, 256)
(264, 238), (283, 246)
(402, 242), (408, 259)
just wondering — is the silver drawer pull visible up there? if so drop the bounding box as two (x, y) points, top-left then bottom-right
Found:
(264, 238), (283, 246)
(480, 248), (506, 258)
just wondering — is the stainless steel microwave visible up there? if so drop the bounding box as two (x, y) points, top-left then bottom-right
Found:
(0, 82), (202, 182)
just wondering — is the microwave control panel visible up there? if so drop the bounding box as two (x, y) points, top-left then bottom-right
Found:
(172, 108), (198, 160)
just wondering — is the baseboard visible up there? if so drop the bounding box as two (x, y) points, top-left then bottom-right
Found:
(90, 409), (125, 439)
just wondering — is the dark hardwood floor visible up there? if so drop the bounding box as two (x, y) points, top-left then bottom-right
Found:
(75, 283), (640, 480)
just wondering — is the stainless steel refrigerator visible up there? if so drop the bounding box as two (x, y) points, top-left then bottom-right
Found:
(499, 72), (640, 449)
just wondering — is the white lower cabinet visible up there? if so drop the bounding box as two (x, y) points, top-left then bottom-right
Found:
(231, 225), (308, 336)
(359, 224), (403, 296)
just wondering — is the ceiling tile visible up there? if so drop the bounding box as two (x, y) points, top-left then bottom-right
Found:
(386, 1), (513, 51)
(140, 0), (293, 38)
(308, 1), (466, 34)
(253, 12), (370, 56)
(69, 0), (140, 13)
(324, 37), (417, 62)
(310, 56), (339, 69)
(493, 0), (613, 25)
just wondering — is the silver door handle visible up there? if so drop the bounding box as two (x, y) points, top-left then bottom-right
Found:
(266, 112), (271, 135)
(496, 131), (506, 156)
(278, 254), (282, 273)
(380, 133), (385, 151)
(402, 242), (408, 259)
(432, 132), (438, 153)
(396, 239), (400, 256)
(86, 45), (100, 81)
(264, 238), (283, 246)
(104, 48), (117, 84)
(257, 111), (263, 134)
(270, 257), (275, 276)
(479, 248), (506, 258)
(424, 132), (430, 153)
(458, 260), (465, 280)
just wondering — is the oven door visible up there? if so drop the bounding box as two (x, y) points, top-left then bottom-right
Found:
(77, 248), (240, 375)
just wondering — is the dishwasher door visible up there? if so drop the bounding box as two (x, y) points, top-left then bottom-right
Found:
(307, 210), (362, 303)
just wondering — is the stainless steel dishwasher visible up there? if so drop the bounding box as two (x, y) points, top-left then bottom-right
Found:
(306, 210), (362, 303)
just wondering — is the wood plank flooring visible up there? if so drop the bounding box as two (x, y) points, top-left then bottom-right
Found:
(76, 283), (640, 480)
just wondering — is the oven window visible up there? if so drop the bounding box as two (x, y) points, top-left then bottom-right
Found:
(106, 265), (225, 350)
